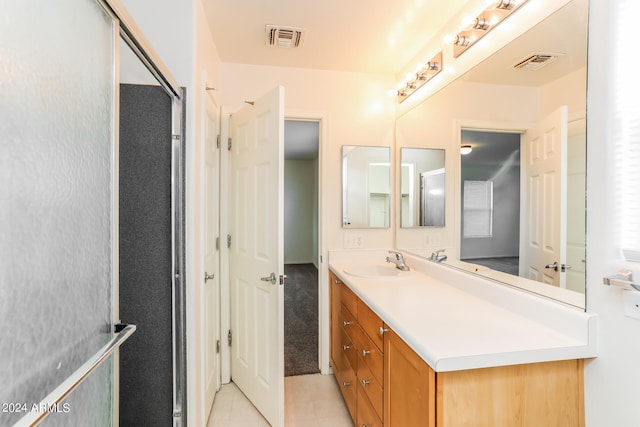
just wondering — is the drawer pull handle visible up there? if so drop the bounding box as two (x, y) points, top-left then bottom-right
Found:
(361, 349), (371, 357)
(334, 279), (341, 284)
(362, 424), (371, 427)
(361, 379), (370, 386)
(343, 345), (350, 351)
(343, 321), (352, 326)
(342, 381), (351, 386)
(379, 326), (389, 336)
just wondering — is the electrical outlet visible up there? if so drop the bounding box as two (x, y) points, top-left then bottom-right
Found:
(344, 234), (364, 249)
(623, 291), (640, 320)
(425, 234), (440, 247)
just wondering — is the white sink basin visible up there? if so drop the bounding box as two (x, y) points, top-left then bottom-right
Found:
(343, 264), (412, 280)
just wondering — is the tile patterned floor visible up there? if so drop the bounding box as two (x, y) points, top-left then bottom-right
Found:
(207, 373), (352, 427)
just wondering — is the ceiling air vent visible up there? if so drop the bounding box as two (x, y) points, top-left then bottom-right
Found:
(513, 53), (562, 71)
(266, 25), (305, 49)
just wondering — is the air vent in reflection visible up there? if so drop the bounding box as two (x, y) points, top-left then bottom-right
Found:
(513, 53), (563, 70)
(265, 25), (305, 48)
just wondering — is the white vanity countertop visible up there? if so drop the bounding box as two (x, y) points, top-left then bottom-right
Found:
(329, 250), (597, 372)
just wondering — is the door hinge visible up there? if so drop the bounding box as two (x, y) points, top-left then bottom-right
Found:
(227, 234), (232, 248)
(216, 339), (221, 354)
(228, 330), (232, 346)
(172, 134), (180, 140)
(216, 134), (221, 149)
(215, 236), (220, 251)
(228, 137), (232, 151)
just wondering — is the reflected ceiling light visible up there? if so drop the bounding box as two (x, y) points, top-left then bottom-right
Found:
(460, 144), (473, 155)
(453, 0), (528, 58)
(496, 0), (516, 10)
(473, 17), (490, 30)
(396, 51), (443, 103)
(454, 35), (471, 46)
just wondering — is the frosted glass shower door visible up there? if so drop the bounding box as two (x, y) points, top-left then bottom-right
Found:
(1, 0), (118, 426)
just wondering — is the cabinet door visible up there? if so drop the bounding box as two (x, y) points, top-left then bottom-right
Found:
(437, 360), (585, 427)
(384, 326), (435, 427)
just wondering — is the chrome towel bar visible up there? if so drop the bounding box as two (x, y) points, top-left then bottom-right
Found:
(14, 324), (136, 427)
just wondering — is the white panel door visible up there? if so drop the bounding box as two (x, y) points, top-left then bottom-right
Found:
(204, 91), (221, 415)
(229, 86), (285, 427)
(521, 106), (568, 287)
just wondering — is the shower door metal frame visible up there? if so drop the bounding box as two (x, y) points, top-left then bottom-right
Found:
(99, 1), (187, 426)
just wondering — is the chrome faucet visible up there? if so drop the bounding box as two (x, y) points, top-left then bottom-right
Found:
(430, 249), (447, 263)
(386, 250), (410, 271)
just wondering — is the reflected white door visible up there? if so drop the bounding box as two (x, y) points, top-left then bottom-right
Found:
(204, 91), (221, 414)
(521, 106), (568, 287)
(566, 117), (587, 292)
(229, 86), (285, 427)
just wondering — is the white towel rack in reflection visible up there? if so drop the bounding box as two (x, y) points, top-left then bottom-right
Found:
(14, 324), (136, 427)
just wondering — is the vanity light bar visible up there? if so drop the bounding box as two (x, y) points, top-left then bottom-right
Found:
(453, 0), (529, 58)
(397, 51), (443, 103)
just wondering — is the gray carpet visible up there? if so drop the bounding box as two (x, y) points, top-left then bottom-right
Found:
(284, 264), (320, 377)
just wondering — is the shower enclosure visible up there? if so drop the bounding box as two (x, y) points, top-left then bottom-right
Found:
(1, 0), (186, 425)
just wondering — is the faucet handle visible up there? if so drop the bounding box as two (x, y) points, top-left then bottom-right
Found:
(388, 250), (403, 260)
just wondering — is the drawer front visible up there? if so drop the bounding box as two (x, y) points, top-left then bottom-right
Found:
(357, 385), (383, 427)
(354, 323), (383, 385)
(338, 350), (357, 425)
(341, 284), (358, 318)
(341, 303), (358, 341)
(358, 356), (383, 420)
(358, 298), (384, 351)
(340, 325), (358, 373)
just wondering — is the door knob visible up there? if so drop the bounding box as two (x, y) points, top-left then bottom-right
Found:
(544, 262), (572, 272)
(261, 272), (277, 284)
(204, 272), (215, 282)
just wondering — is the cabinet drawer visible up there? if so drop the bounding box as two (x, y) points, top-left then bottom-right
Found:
(341, 284), (358, 318)
(341, 303), (357, 341)
(338, 350), (357, 425)
(340, 325), (358, 373)
(354, 323), (383, 385)
(358, 298), (384, 351)
(358, 385), (383, 427)
(358, 356), (383, 420)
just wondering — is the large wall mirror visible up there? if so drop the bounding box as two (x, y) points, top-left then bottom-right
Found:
(395, 0), (588, 309)
(342, 146), (391, 228)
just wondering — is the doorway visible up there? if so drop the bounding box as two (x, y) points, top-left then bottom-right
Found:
(284, 120), (320, 377)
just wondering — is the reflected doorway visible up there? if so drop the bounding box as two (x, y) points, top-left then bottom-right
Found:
(460, 130), (521, 275)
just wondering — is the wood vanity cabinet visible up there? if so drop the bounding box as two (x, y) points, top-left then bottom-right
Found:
(330, 269), (586, 427)
(329, 270), (383, 426)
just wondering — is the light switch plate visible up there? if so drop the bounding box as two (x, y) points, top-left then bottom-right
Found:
(623, 291), (640, 320)
(344, 234), (363, 249)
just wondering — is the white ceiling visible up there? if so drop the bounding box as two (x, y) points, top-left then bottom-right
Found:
(201, 0), (469, 75)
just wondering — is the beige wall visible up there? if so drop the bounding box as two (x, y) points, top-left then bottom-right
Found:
(219, 63), (396, 254)
(284, 160), (317, 264)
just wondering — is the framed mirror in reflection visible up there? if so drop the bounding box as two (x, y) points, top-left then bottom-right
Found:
(342, 146), (391, 228)
(400, 148), (445, 228)
(395, 0), (588, 308)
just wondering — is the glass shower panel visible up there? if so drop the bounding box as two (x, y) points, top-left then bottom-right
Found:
(0, 0), (116, 425)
